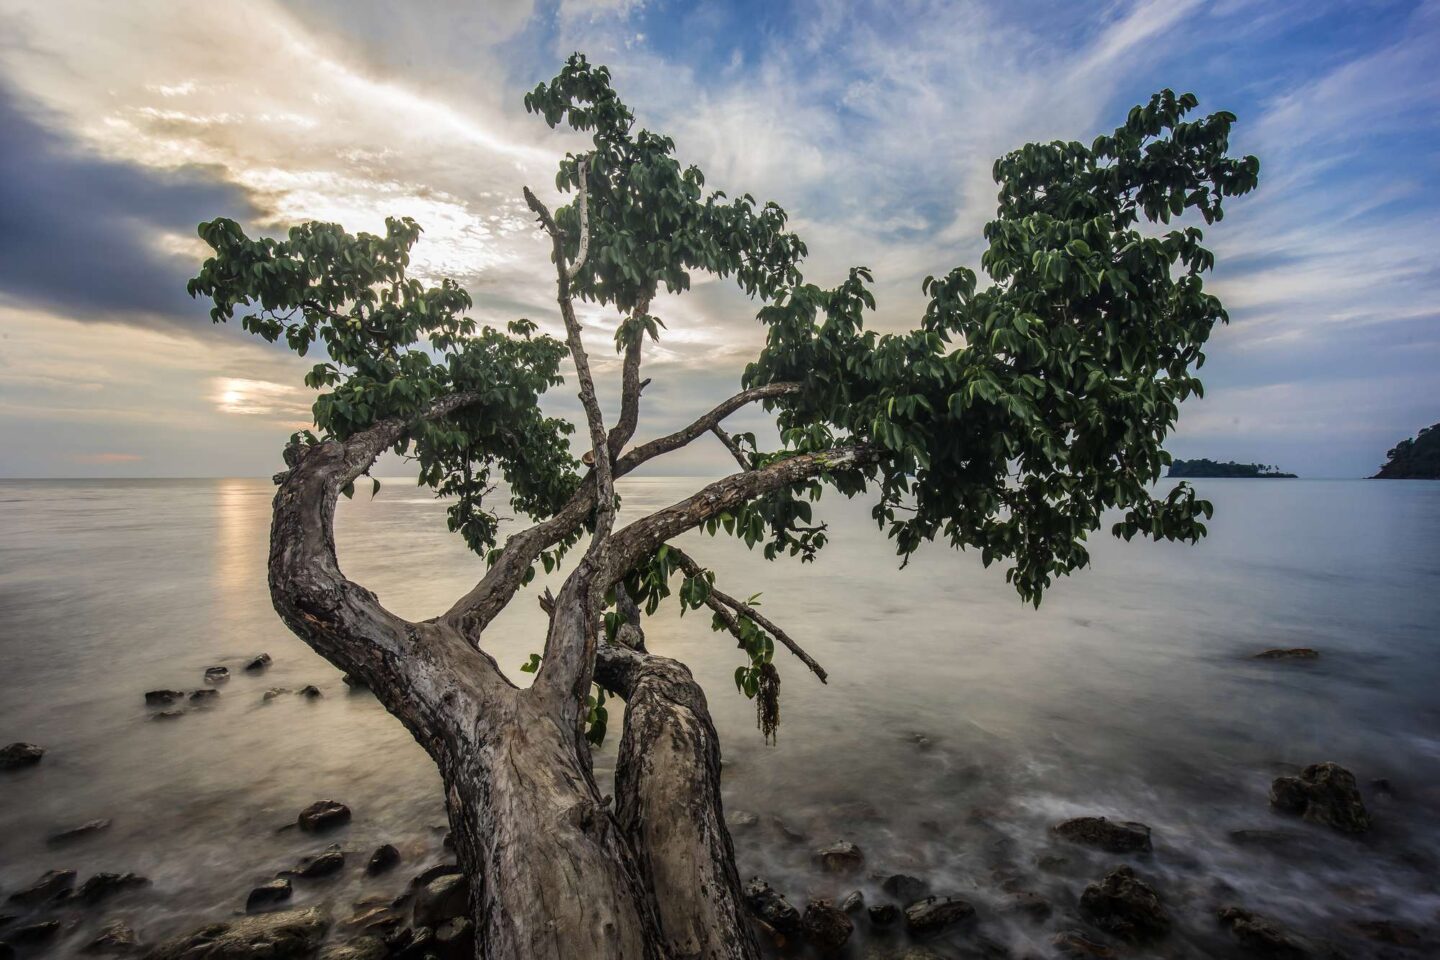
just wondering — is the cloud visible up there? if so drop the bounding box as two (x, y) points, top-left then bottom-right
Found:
(69, 452), (143, 464)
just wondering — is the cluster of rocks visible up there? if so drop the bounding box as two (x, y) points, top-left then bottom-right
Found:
(1, 866), (151, 954)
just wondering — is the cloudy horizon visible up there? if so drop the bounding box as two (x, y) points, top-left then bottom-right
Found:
(1, 0), (1436, 479)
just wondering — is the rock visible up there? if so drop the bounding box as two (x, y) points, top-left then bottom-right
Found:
(286, 844), (345, 879)
(881, 873), (930, 902)
(263, 688), (292, 701)
(867, 903), (900, 927)
(297, 800), (351, 832)
(802, 899), (853, 951)
(75, 872), (149, 903)
(48, 818), (113, 845)
(188, 689), (219, 704)
(6, 920), (60, 944)
(903, 896), (976, 936)
(814, 841), (865, 874)
(299, 685), (323, 699)
(366, 843), (400, 875)
(85, 919), (140, 953)
(0, 742), (44, 770)
(839, 890), (865, 913)
(743, 878), (801, 933)
(412, 873), (470, 928)
(246, 878), (293, 913)
(1269, 762), (1370, 834)
(771, 818), (807, 843)
(410, 863), (462, 887)
(1052, 816), (1153, 853)
(145, 906), (329, 960)
(344, 904), (405, 936)
(1004, 889), (1053, 921)
(7, 868), (76, 904)
(144, 690), (185, 706)
(1253, 648), (1320, 660)
(319, 938), (387, 960)
(1217, 906), (1310, 958)
(244, 653), (272, 672)
(1078, 865), (1170, 943)
(152, 710), (184, 720)
(203, 666), (230, 685)
(1350, 919), (1421, 946)
(1051, 930), (1117, 958)
(432, 917), (474, 960)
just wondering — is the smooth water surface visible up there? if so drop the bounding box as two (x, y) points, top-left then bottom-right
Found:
(1, 477), (1437, 956)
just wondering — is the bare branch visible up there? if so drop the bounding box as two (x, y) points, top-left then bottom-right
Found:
(710, 425), (751, 471)
(567, 159), (590, 279)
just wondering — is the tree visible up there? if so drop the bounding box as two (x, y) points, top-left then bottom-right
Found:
(1372, 423), (1440, 479)
(188, 55), (1258, 960)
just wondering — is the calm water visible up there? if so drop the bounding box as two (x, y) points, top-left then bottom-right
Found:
(1, 477), (1438, 957)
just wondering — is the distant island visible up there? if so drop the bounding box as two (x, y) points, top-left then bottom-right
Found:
(1168, 459), (1298, 478)
(1373, 423), (1440, 479)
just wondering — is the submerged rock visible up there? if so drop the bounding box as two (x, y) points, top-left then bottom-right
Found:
(1253, 648), (1320, 660)
(1053, 816), (1153, 853)
(1217, 905), (1310, 958)
(48, 818), (113, 846)
(299, 685), (323, 699)
(244, 653), (272, 672)
(838, 890), (864, 913)
(297, 800), (351, 832)
(246, 878), (293, 913)
(188, 689), (219, 704)
(144, 690), (185, 706)
(319, 938), (387, 960)
(1004, 888), (1053, 921)
(743, 878), (801, 933)
(366, 843), (400, 876)
(1051, 930), (1118, 958)
(7, 868), (76, 904)
(413, 873), (470, 928)
(814, 841), (865, 874)
(1227, 828), (1315, 854)
(1078, 865), (1170, 943)
(433, 917), (474, 960)
(867, 903), (900, 927)
(6, 920), (60, 945)
(285, 844), (345, 879)
(881, 873), (930, 902)
(75, 872), (149, 903)
(802, 898), (853, 951)
(0, 742), (44, 770)
(144, 906), (329, 960)
(903, 896), (976, 936)
(1269, 762), (1370, 834)
(202, 666), (230, 685)
(84, 919), (140, 953)
(263, 688), (292, 701)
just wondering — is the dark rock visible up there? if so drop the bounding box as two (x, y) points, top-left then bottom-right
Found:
(84, 919), (140, 953)
(814, 841), (864, 874)
(432, 917), (474, 960)
(8, 868), (76, 904)
(48, 818), (113, 845)
(0, 742), (44, 770)
(297, 800), (351, 832)
(1036, 854), (1071, 872)
(1004, 889), (1053, 921)
(1051, 930), (1117, 958)
(1350, 919), (1421, 946)
(285, 844), (345, 879)
(345, 904), (405, 936)
(246, 878), (293, 913)
(410, 863), (462, 888)
(1078, 865), (1170, 943)
(743, 878), (801, 933)
(188, 689), (219, 703)
(151, 710), (184, 720)
(838, 890), (864, 913)
(7, 920), (60, 944)
(391, 926), (436, 959)
(144, 691), (185, 706)
(881, 873), (930, 902)
(1052, 816), (1153, 853)
(144, 906), (329, 960)
(319, 938), (387, 960)
(802, 898), (853, 951)
(903, 895), (976, 936)
(867, 903), (900, 927)
(203, 666), (230, 685)
(75, 872), (149, 903)
(263, 688), (292, 701)
(299, 685), (323, 699)
(366, 844), (400, 876)
(1253, 648), (1320, 660)
(244, 653), (272, 672)
(1217, 906), (1309, 958)
(412, 874), (469, 928)
(1269, 762), (1370, 834)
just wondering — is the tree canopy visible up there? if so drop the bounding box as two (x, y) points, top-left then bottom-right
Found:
(1373, 423), (1440, 479)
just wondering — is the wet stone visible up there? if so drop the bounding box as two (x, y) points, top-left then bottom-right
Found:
(203, 666), (230, 685)
(1270, 762), (1370, 834)
(867, 903), (900, 927)
(839, 890), (865, 913)
(48, 817), (113, 845)
(7, 868), (76, 905)
(319, 938), (387, 960)
(743, 877), (801, 933)
(433, 917), (474, 960)
(881, 873), (930, 902)
(814, 841), (865, 874)
(299, 685), (323, 699)
(0, 742), (44, 770)
(412, 873), (470, 928)
(1217, 905), (1310, 959)
(1052, 930), (1118, 958)
(903, 896), (976, 936)
(84, 919), (140, 954)
(286, 844), (345, 879)
(802, 898), (854, 952)
(188, 689), (219, 703)
(144, 690), (185, 706)
(7, 920), (60, 945)
(247, 878), (293, 913)
(145, 906), (329, 960)
(366, 843), (400, 875)
(75, 871), (149, 903)
(1052, 816), (1153, 853)
(1253, 648), (1320, 660)
(1078, 865), (1170, 944)
(297, 800), (351, 832)
(244, 653), (272, 672)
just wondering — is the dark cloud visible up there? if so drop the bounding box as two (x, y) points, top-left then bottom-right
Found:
(0, 82), (255, 327)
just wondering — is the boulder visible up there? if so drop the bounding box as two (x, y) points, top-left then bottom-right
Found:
(144, 906), (329, 960)
(802, 899), (853, 951)
(75, 872), (149, 903)
(867, 903), (900, 927)
(903, 896), (976, 936)
(84, 919), (140, 953)
(144, 691), (185, 706)
(412, 873), (470, 928)
(742, 878), (801, 933)
(1078, 865), (1170, 943)
(286, 844), (345, 879)
(814, 841), (865, 874)
(838, 890), (864, 913)
(1051, 930), (1117, 958)
(203, 667), (230, 685)
(297, 800), (351, 832)
(1217, 906), (1310, 958)
(1253, 648), (1320, 660)
(319, 938), (387, 960)
(1052, 816), (1153, 853)
(0, 742), (44, 770)
(366, 844), (400, 875)
(432, 917), (474, 960)
(246, 878), (293, 913)
(48, 818), (113, 846)
(880, 873), (930, 902)
(244, 654), (272, 673)
(7, 868), (76, 904)
(1269, 762), (1370, 834)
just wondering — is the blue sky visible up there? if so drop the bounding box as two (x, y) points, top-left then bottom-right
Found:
(0, 0), (1436, 478)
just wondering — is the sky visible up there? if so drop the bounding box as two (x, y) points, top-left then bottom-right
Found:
(0, 0), (1436, 479)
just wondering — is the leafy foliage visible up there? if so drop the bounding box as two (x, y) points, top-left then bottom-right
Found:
(1168, 459), (1296, 478)
(1373, 423), (1440, 479)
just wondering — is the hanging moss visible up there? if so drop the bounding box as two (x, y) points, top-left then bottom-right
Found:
(756, 662), (780, 744)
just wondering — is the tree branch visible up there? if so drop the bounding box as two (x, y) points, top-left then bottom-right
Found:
(710, 424), (751, 471)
